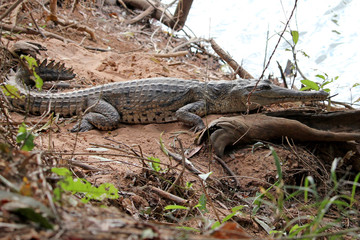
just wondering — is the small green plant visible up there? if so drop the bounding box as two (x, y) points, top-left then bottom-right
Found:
(21, 55), (43, 90)
(253, 147), (360, 239)
(0, 84), (23, 99)
(211, 205), (246, 229)
(16, 123), (36, 151)
(185, 181), (193, 189)
(164, 205), (190, 211)
(350, 83), (360, 105)
(148, 156), (162, 172)
(52, 167), (119, 203)
(194, 193), (208, 214)
(300, 73), (339, 93)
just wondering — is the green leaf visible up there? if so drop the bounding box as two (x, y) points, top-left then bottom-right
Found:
(148, 156), (161, 172)
(291, 30), (299, 45)
(315, 74), (326, 80)
(33, 71), (43, 91)
(301, 79), (320, 91)
(1, 84), (23, 99)
(211, 221), (221, 229)
(197, 194), (208, 213)
(51, 167), (72, 177)
(222, 205), (245, 223)
(164, 205), (189, 210)
(16, 123), (35, 151)
(321, 81), (332, 87)
(14, 208), (53, 229)
(350, 172), (360, 207)
(52, 167), (119, 203)
(21, 55), (38, 69)
(252, 142), (266, 153)
(175, 226), (200, 232)
(299, 50), (310, 58)
(300, 86), (312, 91)
(270, 146), (282, 181)
(185, 181), (193, 189)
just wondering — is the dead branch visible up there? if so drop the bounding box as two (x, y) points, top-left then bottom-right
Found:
(125, 5), (155, 25)
(170, 37), (203, 52)
(41, 0), (96, 40)
(213, 155), (241, 187)
(53, 18), (96, 40)
(172, 0), (193, 30)
(0, 0), (23, 22)
(148, 186), (188, 205)
(9, 2), (22, 27)
(68, 160), (102, 171)
(122, 0), (193, 31)
(71, 0), (80, 13)
(167, 139), (186, 193)
(161, 144), (204, 176)
(0, 23), (75, 43)
(151, 50), (188, 58)
(24, 4), (46, 39)
(210, 39), (254, 79)
(49, 0), (57, 21)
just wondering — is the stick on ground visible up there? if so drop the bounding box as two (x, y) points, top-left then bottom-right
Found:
(210, 38), (254, 79)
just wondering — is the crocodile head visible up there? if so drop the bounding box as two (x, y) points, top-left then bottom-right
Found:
(234, 79), (329, 109)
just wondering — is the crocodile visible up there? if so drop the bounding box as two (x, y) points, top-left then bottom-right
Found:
(4, 64), (329, 132)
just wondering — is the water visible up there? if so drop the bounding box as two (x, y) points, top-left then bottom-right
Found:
(175, 0), (360, 103)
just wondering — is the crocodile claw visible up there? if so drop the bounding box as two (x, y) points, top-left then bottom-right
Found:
(190, 122), (206, 133)
(71, 120), (94, 132)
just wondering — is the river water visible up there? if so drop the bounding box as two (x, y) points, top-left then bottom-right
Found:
(174, 0), (359, 104)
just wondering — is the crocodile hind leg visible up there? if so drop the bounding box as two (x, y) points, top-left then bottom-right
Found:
(71, 99), (120, 132)
(176, 100), (207, 132)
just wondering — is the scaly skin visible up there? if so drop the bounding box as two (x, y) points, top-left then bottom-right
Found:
(5, 67), (329, 132)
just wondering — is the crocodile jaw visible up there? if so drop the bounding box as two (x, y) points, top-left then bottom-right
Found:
(247, 87), (329, 107)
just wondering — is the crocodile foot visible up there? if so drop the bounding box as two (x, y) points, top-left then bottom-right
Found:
(71, 120), (94, 132)
(70, 99), (120, 132)
(190, 122), (206, 132)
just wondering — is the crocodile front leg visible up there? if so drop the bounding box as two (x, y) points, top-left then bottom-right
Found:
(176, 100), (207, 132)
(71, 99), (120, 132)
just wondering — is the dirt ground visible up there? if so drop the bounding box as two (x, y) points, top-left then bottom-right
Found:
(1, 1), (359, 239)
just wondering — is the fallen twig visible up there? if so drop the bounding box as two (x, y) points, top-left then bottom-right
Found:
(125, 5), (155, 25)
(54, 18), (96, 41)
(122, 0), (192, 30)
(41, 0), (96, 40)
(161, 145), (204, 176)
(210, 38), (253, 79)
(148, 186), (188, 205)
(151, 50), (188, 58)
(68, 159), (102, 171)
(26, 5), (46, 39)
(213, 155), (241, 187)
(0, 0), (23, 22)
(0, 23), (76, 43)
(330, 100), (355, 110)
(171, 37), (203, 53)
(167, 139), (186, 193)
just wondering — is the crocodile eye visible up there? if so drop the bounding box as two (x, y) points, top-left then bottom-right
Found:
(260, 84), (271, 90)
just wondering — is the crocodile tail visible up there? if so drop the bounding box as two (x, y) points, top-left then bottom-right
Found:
(35, 59), (76, 81)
